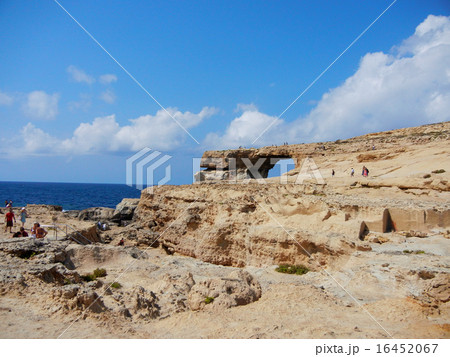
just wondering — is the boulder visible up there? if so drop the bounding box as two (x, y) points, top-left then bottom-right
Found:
(149, 273), (195, 317)
(68, 225), (102, 244)
(26, 204), (63, 214)
(78, 207), (115, 222)
(188, 270), (261, 311)
(28, 263), (74, 284)
(112, 199), (140, 223)
(132, 286), (160, 319)
(76, 288), (106, 313)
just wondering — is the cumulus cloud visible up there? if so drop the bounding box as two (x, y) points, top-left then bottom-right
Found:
(99, 74), (117, 84)
(67, 65), (95, 84)
(6, 107), (217, 156)
(22, 91), (59, 120)
(204, 106), (284, 149)
(205, 15), (450, 149)
(20, 123), (61, 155)
(234, 103), (258, 113)
(0, 91), (14, 106)
(100, 89), (116, 104)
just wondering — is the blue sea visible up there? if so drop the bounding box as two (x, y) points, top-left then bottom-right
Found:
(0, 181), (142, 211)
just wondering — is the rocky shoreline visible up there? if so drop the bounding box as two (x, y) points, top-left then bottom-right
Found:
(0, 122), (449, 338)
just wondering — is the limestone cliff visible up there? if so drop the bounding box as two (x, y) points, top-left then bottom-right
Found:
(134, 121), (450, 269)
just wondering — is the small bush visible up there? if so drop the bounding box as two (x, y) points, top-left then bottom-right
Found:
(81, 274), (95, 282)
(423, 174), (431, 179)
(110, 282), (122, 289)
(204, 296), (214, 304)
(403, 250), (425, 255)
(431, 169), (445, 174)
(275, 264), (309, 275)
(63, 278), (74, 285)
(93, 268), (107, 278)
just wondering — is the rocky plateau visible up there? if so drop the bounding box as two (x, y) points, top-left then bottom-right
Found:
(0, 121), (449, 338)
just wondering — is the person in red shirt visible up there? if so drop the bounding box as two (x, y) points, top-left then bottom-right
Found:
(4, 208), (16, 233)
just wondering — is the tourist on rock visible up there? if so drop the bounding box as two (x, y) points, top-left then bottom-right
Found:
(31, 222), (37, 237)
(332, 169), (335, 177)
(362, 166), (369, 177)
(4, 208), (16, 233)
(20, 207), (28, 227)
(351, 168), (355, 177)
(34, 223), (47, 239)
(12, 227), (28, 238)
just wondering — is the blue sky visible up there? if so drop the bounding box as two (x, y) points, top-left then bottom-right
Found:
(0, 0), (449, 185)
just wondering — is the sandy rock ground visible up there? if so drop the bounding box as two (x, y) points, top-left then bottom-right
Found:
(0, 237), (448, 338)
(0, 122), (449, 338)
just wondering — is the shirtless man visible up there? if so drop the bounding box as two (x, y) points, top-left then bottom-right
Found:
(34, 223), (48, 239)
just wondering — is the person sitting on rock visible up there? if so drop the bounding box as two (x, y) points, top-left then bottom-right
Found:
(118, 238), (124, 246)
(34, 223), (47, 239)
(11, 227), (28, 238)
(31, 222), (38, 237)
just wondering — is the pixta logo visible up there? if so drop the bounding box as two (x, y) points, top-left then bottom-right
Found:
(126, 148), (171, 192)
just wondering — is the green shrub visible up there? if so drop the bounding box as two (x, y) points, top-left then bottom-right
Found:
(403, 250), (425, 255)
(275, 264), (309, 275)
(110, 282), (122, 289)
(204, 296), (215, 304)
(93, 268), (107, 278)
(423, 174), (431, 179)
(81, 274), (95, 282)
(431, 169), (445, 174)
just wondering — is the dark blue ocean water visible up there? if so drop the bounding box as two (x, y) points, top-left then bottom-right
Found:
(0, 181), (142, 211)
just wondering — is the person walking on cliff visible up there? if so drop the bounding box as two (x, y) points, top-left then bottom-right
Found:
(4, 208), (16, 233)
(351, 168), (355, 177)
(20, 207), (28, 228)
(362, 166), (369, 177)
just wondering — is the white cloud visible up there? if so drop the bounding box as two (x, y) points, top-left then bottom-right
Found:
(68, 93), (92, 111)
(234, 103), (258, 113)
(67, 65), (95, 84)
(100, 89), (116, 104)
(204, 106), (283, 149)
(6, 107), (217, 156)
(23, 91), (59, 120)
(0, 91), (13, 106)
(20, 123), (61, 155)
(205, 15), (450, 148)
(99, 74), (117, 84)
